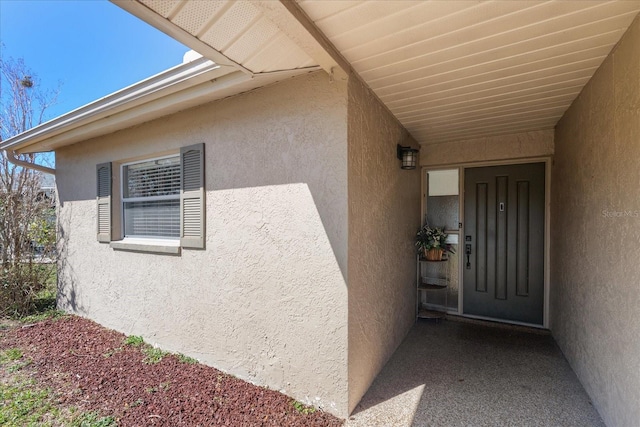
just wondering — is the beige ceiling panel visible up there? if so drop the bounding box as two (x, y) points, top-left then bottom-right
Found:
(370, 32), (621, 92)
(344, 1), (545, 64)
(223, 17), (281, 65)
(171, 0), (230, 36)
(416, 123), (557, 145)
(309, 0), (424, 38)
(413, 111), (563, 133)
(137, 0), (640, 145)
(405, 98), (575, 125)
(414, 105), (570, 129)
(296, 0), (359, 22)
(381, 66), (598, 107)
(421, 122), (560, 142)
(358, 9), (638, 82)
(350, 1), (631, 70)
(387, 76), (593, 113)
(199, 1), (261, 52)
(378, 56), (605, 104)
(415, 119), (558, 144)
(263, 39), (318, 72)
(243, 33), (293, 71)
(372, 45), (611, 96)
(400, 92), (579, 122)
(139, 0), (181, 18)
(330, 1), (478, 52)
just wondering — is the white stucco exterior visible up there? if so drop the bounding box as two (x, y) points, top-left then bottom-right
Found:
(420, 129), (554, 167)
(57, 71), (350, 415)
(551, 15), (640, 427)
(347, 77), (421, 412)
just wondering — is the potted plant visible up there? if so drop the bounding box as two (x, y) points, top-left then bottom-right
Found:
(416, 224), (455, 261)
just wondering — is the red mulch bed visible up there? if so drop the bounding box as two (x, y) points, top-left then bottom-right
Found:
(1, 316), (343, 426)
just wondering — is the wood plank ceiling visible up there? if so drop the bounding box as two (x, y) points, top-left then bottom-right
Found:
(130, 0), (640, 146)
(296, 0), (640, 145)
(138, 0), (317, 72)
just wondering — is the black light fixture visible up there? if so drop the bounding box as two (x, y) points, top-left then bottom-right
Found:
(397, 144), (419, 170)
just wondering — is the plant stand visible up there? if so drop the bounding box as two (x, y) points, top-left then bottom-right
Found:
(416, 255), (450, 322)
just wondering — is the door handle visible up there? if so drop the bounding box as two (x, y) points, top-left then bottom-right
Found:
(465, 244), (472, 269)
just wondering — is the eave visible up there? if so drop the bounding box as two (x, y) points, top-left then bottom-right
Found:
(0, 57), (318, 154)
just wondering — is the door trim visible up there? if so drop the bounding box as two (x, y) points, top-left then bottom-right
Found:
(421, 156), (551, 329)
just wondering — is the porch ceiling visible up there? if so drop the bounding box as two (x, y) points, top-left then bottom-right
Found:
(116, 1), (640, 146)
(116, 0), (321, 73)
(296, 0), (640, 145)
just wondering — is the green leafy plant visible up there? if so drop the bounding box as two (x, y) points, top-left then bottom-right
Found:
(123, 335), (144, 347)
(20, 309), (65, 324)
(290, 399), (316, 415)
(142, 346), (168, 364)
(177, 353), (198, 364)
(415, 224), (455, 254)
(71, 411), (116, 427)
(1, 348), (23, 362)
(7, 359), (32, 373)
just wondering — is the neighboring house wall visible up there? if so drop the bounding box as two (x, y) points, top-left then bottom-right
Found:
(56, 71), (350, 416)
(551, 15), (640, 427)
(347, 77), (421, 412)
(420, 129), (554, 166)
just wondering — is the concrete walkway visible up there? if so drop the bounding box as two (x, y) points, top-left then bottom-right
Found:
(347, 318), (603, 427)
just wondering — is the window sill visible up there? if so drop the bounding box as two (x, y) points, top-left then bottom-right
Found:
(110, 238), (181, 255)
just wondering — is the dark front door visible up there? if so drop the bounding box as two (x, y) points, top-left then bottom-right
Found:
(463, 163), (545, 325)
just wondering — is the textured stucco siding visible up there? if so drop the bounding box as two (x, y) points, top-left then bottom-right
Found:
(56, 72), (350, 416)
(347, 77), (421, 412)
(551, 15), (640, 427)
(420, 129), (554, 166)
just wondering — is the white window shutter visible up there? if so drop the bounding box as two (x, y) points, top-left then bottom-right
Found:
(96, 162), (112, 242)
(180, 143), (205, 248)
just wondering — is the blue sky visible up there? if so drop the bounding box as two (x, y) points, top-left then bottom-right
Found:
(0, 0), (189, 121)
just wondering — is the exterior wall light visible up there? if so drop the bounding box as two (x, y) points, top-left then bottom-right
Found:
(397, 144), (419, 170)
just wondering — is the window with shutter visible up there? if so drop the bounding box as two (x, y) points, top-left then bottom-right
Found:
(122, 155), (181, 239)
(180, 143), (205, 249)
(96, 162), (112, 242)
(97, 144), (205, 251)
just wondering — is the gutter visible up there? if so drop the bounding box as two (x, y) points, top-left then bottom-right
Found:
(5, 150), (55, 175)
(0, 57), (231, 153)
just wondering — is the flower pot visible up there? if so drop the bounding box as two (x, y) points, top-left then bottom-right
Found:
(425, 248), (443, 261)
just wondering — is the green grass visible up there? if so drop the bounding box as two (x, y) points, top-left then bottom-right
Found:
(0, 269), (117, 426)
(1, 348), (23, 362)
(122, 335), (144, 347)
(290, 399), (317, 415)
(70, 411), (116, 427)
(1, 347), (32, 373)
(0, 379), (55, 426)
(0, 376), (117, 427)
(176, 353), (198, 364)
(142, 346), (168, 365)
(20, 309), (66, 324)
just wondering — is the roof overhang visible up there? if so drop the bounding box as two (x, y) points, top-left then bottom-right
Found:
(112, 0), (347, 76)
(0, 57), (318, 154)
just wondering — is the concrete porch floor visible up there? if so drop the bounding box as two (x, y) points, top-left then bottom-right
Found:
(347, 318), (603, 427)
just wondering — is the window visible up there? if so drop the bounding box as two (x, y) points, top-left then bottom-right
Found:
(96, 143), (205, 250)
(122, 156), (181, 239)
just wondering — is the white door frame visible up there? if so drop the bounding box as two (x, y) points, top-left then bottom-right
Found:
(421, 157), (551, 329)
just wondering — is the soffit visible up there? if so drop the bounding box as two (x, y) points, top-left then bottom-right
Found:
(296, 0), (640, 145)
(127, 0), (319, 73)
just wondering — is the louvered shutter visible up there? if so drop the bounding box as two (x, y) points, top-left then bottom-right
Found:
(96, 162), (112, 242)
(180, 143), (205, 248)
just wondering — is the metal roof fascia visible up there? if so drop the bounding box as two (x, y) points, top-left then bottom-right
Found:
(0, 58), (233, 152)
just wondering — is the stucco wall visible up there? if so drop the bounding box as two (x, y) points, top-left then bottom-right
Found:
(347, 77), (421, 412)
(551, 15), (640, 427)
(56, 71), (350, 416)
(420, 129), (554, 166)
